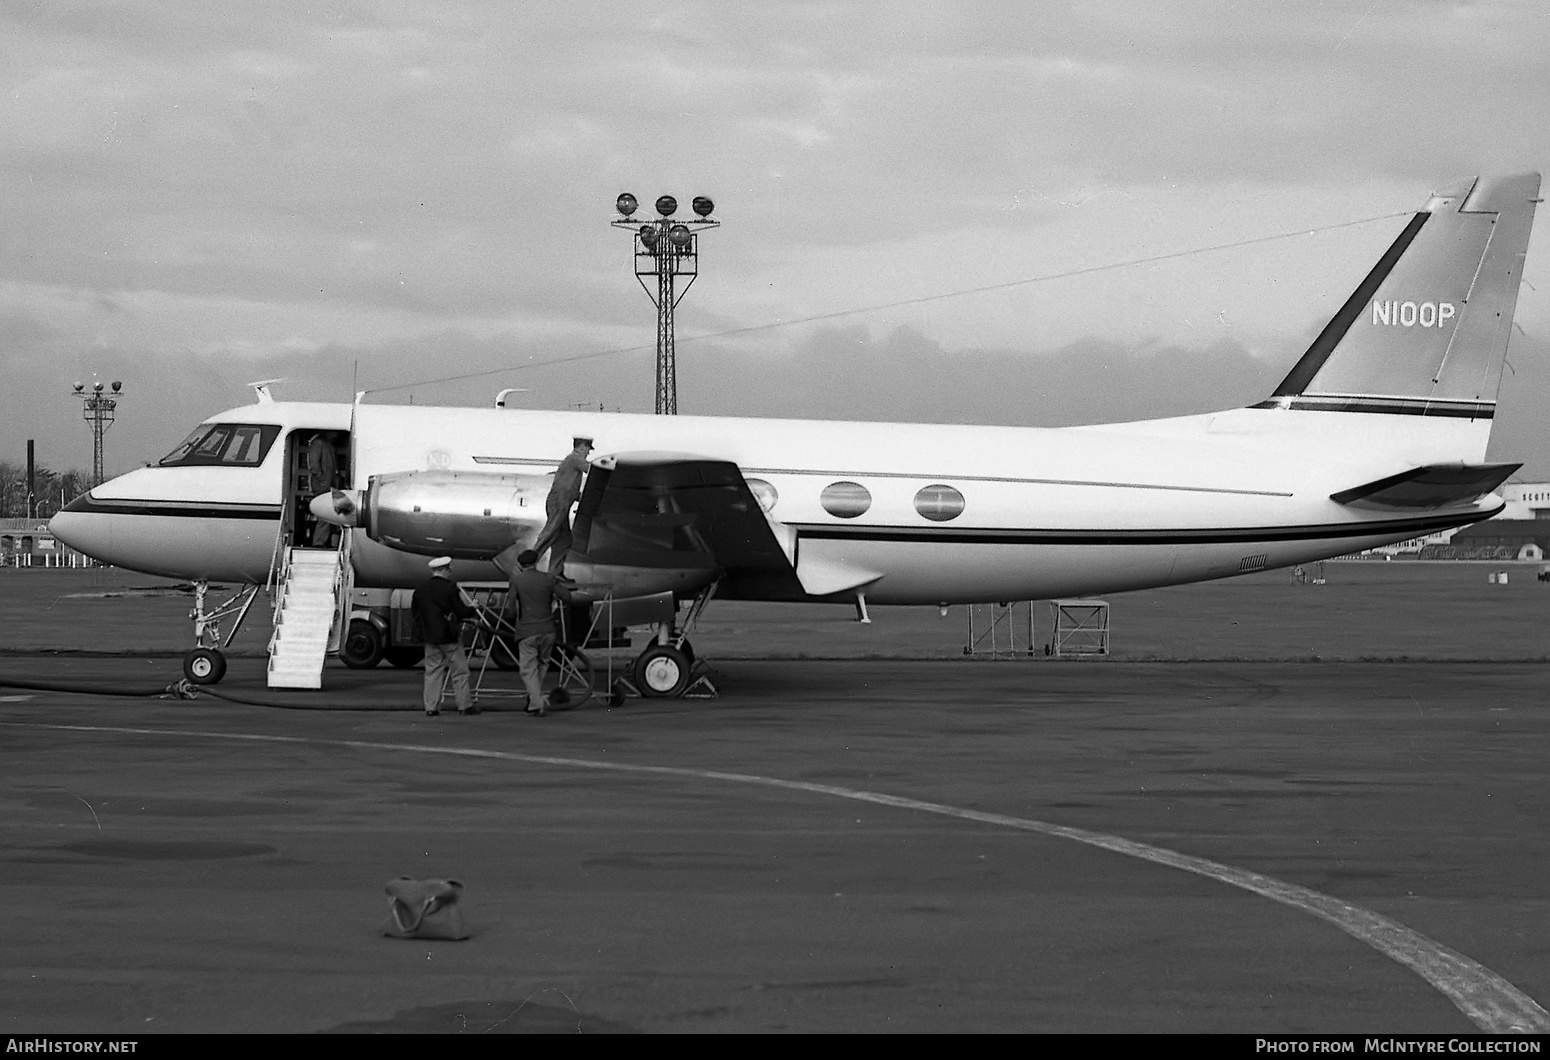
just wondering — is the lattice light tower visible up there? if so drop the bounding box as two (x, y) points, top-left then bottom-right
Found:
(611, 193), (719, 414)
(73, 379), (122, 486)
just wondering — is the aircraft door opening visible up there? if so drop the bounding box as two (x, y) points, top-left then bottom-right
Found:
(285, 428), (351, 550)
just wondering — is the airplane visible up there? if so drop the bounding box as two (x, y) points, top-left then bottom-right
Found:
(49, 172), (1540, 695)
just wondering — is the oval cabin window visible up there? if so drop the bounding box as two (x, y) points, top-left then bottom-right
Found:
(820, 481), (871, 519)
(914, 483), (965, 522)
(745, 477), (778, 513)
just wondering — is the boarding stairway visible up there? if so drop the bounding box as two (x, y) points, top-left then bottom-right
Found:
(267, 537), (352, 689)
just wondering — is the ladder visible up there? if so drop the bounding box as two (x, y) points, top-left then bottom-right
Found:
(267, 543), (349, 689)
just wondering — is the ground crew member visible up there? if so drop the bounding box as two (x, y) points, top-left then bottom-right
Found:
(503, 548), (573, 716)
(306, 434), (338, 547)
(414, 556), (478, 716)
(532, 436), (592, 574)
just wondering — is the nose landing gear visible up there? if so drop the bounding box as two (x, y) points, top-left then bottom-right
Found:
(182, 579), (260, 685)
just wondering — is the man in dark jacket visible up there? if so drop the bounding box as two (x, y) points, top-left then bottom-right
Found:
(414, 556), (478, 716)
(502, 549), (573, 716)
(532, 436), (592, 574)
(306, 434), (339, 547)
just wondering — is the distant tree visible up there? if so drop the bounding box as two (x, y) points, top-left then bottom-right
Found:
(0, 461), (18, 517)
(0, 460), (91, 519)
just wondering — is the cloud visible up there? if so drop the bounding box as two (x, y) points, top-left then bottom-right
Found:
(683, 323), (1283, 426)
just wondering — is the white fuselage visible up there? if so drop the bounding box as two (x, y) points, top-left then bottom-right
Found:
(50, 398), (1498, 604)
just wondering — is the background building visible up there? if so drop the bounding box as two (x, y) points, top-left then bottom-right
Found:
(0, 518), (96, 568)
(1421, 481), (1550, 561)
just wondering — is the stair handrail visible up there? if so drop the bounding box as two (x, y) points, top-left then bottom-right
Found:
(265, 494), (290, 598)
(327, 529), (354, 654)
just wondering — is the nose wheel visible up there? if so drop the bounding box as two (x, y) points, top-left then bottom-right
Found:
(183, 647), (227, 685)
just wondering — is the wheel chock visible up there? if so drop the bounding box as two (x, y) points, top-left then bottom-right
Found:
(682, 663), (719, 699)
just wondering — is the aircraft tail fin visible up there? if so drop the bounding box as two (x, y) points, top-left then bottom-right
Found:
(1262, 173), (1540, 417)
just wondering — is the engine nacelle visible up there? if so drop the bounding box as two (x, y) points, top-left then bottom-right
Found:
(363, 470), (550, 559)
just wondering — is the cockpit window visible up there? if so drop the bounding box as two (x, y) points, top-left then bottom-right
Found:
(160, 426), (211, 465)
(159, 423), (281, 467)
(224, 426), (269, 464)
(193, 427), (232, 460)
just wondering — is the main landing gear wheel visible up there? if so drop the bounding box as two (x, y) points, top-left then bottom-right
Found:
(183, 647), (227, 685)
(634, 644), (691, 698)
(339, 619), (386, 669)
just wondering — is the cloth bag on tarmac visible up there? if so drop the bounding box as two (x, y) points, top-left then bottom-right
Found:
(382, 877), (469, 941)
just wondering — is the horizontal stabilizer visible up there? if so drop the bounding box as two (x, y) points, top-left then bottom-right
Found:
(1330, 463), (1520, 510)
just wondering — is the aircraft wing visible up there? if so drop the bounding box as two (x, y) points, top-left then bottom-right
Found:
(1330, 462), (1521, 511)
(572, 452), (810, 600)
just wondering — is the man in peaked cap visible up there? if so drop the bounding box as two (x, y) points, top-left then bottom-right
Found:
(532, 436), (593, 575)
(412, 556), (477, 716)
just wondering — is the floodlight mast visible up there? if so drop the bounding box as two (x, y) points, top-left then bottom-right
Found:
(74, 379), (123, 486)
(611, 192), (718, 414)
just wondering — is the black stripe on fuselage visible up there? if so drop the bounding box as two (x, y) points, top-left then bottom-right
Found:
(793, 507), (1491, 546)
(1249, 396), (1495, 418)
(61, 494), (283, 520)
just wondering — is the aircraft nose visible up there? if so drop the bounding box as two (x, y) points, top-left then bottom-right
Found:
(48, 505), (99, 557)
(311, 489), (361, 527)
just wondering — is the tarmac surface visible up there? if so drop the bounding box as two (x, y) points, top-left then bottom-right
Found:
(3, 564), (1550, 1033)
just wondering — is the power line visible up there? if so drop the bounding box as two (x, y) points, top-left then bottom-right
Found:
(365, 211), (1410, 397)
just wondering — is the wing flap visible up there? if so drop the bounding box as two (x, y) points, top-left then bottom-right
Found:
(1331, 462), (1521, 510)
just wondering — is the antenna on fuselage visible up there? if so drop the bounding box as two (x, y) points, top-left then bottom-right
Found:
(247, 378), (287, 404)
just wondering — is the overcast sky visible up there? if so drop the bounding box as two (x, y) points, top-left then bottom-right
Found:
(2, 0), (1548, 481)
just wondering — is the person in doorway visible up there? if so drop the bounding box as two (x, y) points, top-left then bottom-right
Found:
(414, 556), (478, 716)
(306, 434), (339, 547)
(532, 436), (592, 574)
(502, 549), (573, 716)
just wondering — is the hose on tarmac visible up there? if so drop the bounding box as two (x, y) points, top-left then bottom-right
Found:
(0, 676), (192, 698)
(0, 674), (424, 709)
(0, 673), (502, 710)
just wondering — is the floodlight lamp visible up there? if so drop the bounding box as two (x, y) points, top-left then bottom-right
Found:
(616, 192), (638, 216)
(73, 382), (84, 393)
(692, 196), (714, 217)
(639, 225), (658, 246)
(111, 380), (122, 392)
(669, 224), (691, 248)
(93, 381), (104, 392)
(655, 195), (677, 217)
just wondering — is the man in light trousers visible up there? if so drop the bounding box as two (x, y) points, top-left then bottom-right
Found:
(413, 556), (477, 716)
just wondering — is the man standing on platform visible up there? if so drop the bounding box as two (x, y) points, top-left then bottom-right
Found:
(532, 436), (592, 574)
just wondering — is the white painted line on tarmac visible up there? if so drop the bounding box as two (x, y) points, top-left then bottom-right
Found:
(20, 721), (1550, 1033)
